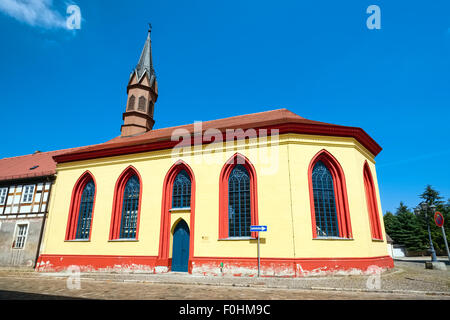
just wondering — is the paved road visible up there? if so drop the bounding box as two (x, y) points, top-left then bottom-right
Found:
(0, 269), (448, 300)
(0, 258), (449, 300)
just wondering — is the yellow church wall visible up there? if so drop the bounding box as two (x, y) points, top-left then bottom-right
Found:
(284, 135), (389, 260)
(190, 142), (294, 259)
(42, 155), (168, 257)
(39, 133), (390, 272)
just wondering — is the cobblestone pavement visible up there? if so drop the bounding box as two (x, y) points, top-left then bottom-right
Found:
(0, 259), (448, 300)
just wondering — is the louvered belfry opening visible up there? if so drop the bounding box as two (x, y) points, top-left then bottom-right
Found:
(127, 95), (135, 111)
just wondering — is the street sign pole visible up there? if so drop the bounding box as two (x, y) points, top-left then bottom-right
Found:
(441, 226), (450, 262)
(250, 225), (267, 277)
(434, 212), (449, 262)
(257, 232), (260, 277)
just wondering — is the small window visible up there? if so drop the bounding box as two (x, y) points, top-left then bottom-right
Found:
(13, 224), (28, 249)
(21, 185), (35, 203)
(138, 96), (147, 112)
(127, 95), (135, 111)
(0, 188), (7, 205)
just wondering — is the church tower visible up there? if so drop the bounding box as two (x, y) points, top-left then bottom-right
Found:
(121, 26), (158, 137)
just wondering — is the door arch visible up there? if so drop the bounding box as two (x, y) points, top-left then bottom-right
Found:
(171, 220), (190, 272)
(158, 160), (196, 272)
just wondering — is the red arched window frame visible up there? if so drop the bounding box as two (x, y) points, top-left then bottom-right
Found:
(308, 150), (352, 239)
(219, 153), (259, 239)
(363, 161), (383, 240)
(109, 166), (143, 240)
(65, 171), (96, 241)
(158, 160), (196, 270)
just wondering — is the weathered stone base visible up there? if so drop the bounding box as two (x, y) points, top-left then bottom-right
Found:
(36, 254), (394, 277)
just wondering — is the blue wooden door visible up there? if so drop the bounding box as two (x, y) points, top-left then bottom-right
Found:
(171, 220), (190, 272)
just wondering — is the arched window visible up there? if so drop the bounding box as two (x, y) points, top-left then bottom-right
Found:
(219, 153), (258, 239)
(119, 175), (140, 239)
(138, 96), (146, 112)
(75, 181), (95, 239)
(109, 167), (142, 240)
(308, 150), (352, 239)
(312, 161), (339, 237)
(228, 165), (251, 237)
(363, 162), (383, 240)
(65, 172), (96, 241)
(172, 170), (191, 208)
(127, 95), (135, 111)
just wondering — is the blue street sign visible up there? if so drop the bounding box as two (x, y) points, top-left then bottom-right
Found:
(250, 225), (267, 232)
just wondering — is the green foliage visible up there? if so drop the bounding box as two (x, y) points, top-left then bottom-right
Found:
(419, 185), (444, 206)
(384, 186), (450, 256)
(384, 202), (426, 252)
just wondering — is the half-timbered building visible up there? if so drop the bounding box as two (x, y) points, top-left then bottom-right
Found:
(0, 149), (80, 267)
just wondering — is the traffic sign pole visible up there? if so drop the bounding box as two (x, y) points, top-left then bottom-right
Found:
(441, 226), (450, 262)
(250, 225), (267, 277)
(257, 232), (260, 277)
(435, 212), (449, 262)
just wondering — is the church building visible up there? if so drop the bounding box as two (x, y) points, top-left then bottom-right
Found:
(36, 29), (393, 276)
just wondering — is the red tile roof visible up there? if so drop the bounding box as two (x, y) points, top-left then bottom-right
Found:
(0, 147), (91, 182)
(1, 110), (381, 181)
(54, 108), (382, 163)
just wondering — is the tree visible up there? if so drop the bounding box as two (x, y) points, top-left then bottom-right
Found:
(416, 186), (448, 255)
(384, 186), (449, 256)
(419, 185), (444, 206)
(396, 202), (426, 252)
(383, 211), (397, 237)
(384, 202), (426, 253)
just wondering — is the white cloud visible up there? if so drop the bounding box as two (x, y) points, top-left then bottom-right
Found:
(0, 0), (67, 29)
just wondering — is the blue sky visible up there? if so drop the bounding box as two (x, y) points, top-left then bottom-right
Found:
(0, 0), (449, 214)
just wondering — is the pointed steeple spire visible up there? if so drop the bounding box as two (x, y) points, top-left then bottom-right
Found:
(121, 26), (158, 137)
(133, 23), (156, 87)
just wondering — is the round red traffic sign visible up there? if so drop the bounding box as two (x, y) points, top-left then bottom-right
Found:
(434, 211), (444, 228)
